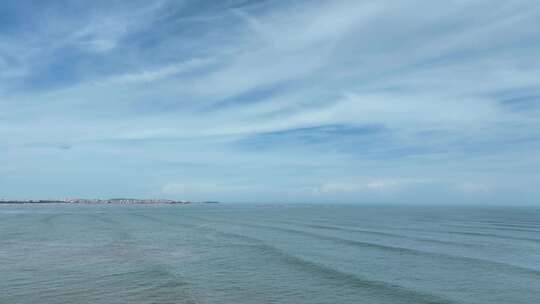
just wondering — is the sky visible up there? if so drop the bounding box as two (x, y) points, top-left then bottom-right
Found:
(0, 0), (539, 204)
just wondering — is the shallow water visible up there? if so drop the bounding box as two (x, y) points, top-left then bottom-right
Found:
(1, 204), (539, 303)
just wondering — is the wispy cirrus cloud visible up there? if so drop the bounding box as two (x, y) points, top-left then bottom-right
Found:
(1, 0), (539, 203)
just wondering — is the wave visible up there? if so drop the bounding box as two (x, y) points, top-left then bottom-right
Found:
(275, 220), (475, 247)
(433, 229), (540, 243)
(446, 223), (540, 234)
(193, 216), (540, 278)
(185, 221), (458, 304)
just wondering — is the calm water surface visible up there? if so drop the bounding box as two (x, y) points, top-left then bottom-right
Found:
(1, 204), (539, 303)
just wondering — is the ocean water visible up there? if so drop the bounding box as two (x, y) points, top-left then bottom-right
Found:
(1, 204), (539, 304)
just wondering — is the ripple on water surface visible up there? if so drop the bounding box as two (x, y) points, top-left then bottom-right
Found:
(1, 204), (539, 304)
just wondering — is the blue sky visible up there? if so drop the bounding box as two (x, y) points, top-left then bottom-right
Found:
(1, 0), (539, 204)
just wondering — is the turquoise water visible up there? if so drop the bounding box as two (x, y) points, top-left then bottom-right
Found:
(1, 204), (539, 303)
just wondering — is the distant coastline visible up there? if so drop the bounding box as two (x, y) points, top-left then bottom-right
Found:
(0, 198), (220, 205)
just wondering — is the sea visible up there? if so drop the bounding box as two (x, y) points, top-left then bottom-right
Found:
(1, 204), (539, 304)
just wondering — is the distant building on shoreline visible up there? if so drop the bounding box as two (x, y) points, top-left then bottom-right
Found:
(0, 198), (211, 205)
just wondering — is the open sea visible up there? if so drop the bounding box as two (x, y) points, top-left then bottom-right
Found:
(1, 204), (539, 304)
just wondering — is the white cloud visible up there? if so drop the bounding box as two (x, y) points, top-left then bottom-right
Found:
(455, 182), (492, 194)
(316, 178), (430, 194)
(162, 182), (254, 195)
(1, 0), (539, 203)
(96, 58), (214, 85)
